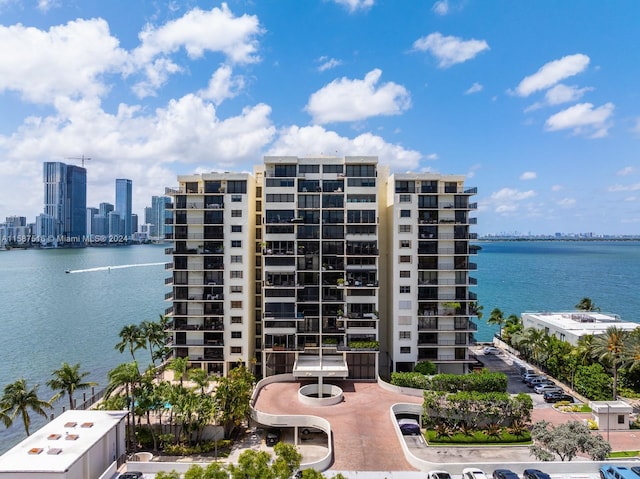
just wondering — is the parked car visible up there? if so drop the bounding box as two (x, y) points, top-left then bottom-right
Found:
(483, 346), (500, 355)
(534, 384), (562, 394)
(543, 391), (574, 403)
(630, 467), (640, 478)
(493, 469), (519, 479)
(397, 418), (421, 435)
(522, 373), (541, 383)
(526, 377), (549, 387)
(523, 469), (551, 479)
(266, 429), (280, 446)
(600, 465), (639, 479)
(427, 471), (453, 479)
(118, 473), (144, 479)
(518, 367), (535, 378)
(463, 468), (490, 479)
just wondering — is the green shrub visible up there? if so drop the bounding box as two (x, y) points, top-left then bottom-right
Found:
(390, 371), (430, 389)
(425, 429), (531, 444)
(430, 369), (507, 393)
(162, 439), (232, 456)
(347, 340), (379, 350)
(414, 360), (437, 375)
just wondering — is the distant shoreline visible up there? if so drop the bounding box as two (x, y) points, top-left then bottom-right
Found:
(478, 237), (640, 242)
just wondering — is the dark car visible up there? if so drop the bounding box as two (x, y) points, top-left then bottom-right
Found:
(397, 418), (421, 435)
(493, 469), (520, 479)
(524, 469), (551, 479)
(265, 429), (280, 446)
(631, 467), (640, 478)
(543, 391), (574, 403)
(118, 473), (143, 479)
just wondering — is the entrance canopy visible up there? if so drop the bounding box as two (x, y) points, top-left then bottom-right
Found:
(292, 355), (349, 379)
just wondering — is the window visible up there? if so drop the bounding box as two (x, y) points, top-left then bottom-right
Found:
(231, 331), (242, 339)
(266, 194), (295, 202)
(231, 346), (242, 354)
(400, 240), (411, 248)
(323, 164), (344, 173)
(398, 315), (412, 325)
(231, 255), (242, 263)
(618, 415), (625, 424)
(400, 209), (411, 218)
(400, 286), (411, 294)
(230, 285), (243, 293)
(227, 180), (247, 194)
(399, 194), (411, 203)
(399, 255), (411, 263)
(231, 301), (243, 308)
(231, 240), (241, 247)
(399, 224), (412, 233)
(299, 164), (320, 174)
(231, 316), (243, 324)
(399, 300), (412, 310)
(400, 270), (411, 278)
(231, 225), (242, 232)
(231, 210), (242, 217)
(399, 331), (411, 340)
(231, 195), (242, 202)
(230, 271), (243, 279)
(400, 347), (411, 354)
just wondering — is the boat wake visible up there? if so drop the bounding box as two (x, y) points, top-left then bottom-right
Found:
(66, 262), (166, 274)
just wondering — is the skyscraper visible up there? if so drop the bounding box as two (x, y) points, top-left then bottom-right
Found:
(150, 196), (172, 240)
(115, 179), (132, 238)
(43, 162), (86, 241)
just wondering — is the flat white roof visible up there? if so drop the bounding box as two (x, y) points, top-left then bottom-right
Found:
(0, 410), (127, 473)
(293, 355), (349, 378)
(522, 311), (639, 336)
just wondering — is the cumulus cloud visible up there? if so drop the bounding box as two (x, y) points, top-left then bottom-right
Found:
(432, 0), (450, 15)
(268, 125), (421, 171)
(608, 183), (640, 192)
(514, 54), (590, 97)
(331, 0), (374, 12)
(317, 56), (343, 72)
(544, 102), (614, 138)
(426, 153), (439, 160)
(37, 0), (60, 12)
(488, 188), (536, 214)
(465, 82), (483, 94)
(617, 166), (634, 176)
(413, 32), (489, 68)
(551, 185), (563, 192)
(305, 69), (411, 124)
(545, 84), (593, 105)
(520, 171), (537, 180)
(198, 65), (245, 105)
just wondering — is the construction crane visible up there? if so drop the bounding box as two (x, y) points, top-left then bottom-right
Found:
(65, 155), (91, 167)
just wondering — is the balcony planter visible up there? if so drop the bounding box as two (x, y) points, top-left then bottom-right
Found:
(347, 340), (379, 351)
(336, 278), (345, 286)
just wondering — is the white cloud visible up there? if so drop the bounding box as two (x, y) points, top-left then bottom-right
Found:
(465, 82), (483, 94)
(544, 84), (593, 105)
(426, 153), (439, 160)
(515, 54), (590, 97)
(331, 0), (374, 12)
(617, 166), (634, 176)
(305, 69), (411, 124)
(198, 65), (245, 105)
(413, 32), (489, 68)
(520, 171), (537, 180)
(432, 0), (449, 15)
(37, 0), (60, 12)
(551, 185), (563, 192)
(544, 102), (614, 138)
(608, 183), (640, 192)
(488, 188), (536, 214)
(317, 56), (343, 72)
(557, 198), (576, 207)
(633, 118), (640, 135)
(268, 125), (421, 171)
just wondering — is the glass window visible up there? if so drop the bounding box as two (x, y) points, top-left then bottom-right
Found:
(400, 210), (411, 218)
(400, 240), (411, 248)
(230, 286), (243, 293)
(231, 331), (242, 339)
(231, 195), (242, 202)
(231, 240), (241, 247)
(227, 180), (247, 194)
(399, 194), (411, 203)
(231, 346), (242, 354)
(399, 224), (411, 233)
(400, 286), (411, 293)
(399, 331), (411, 340)
(400, 346), (411, 354)
(399, 255), (411, 263)
(231, 210), (242, 217)
(399, 300), (412, 309)
(231, 301), (242, 308)
(230, 271), (243, 278)
(231, 316), (243, 324)
(400, 270), (411, 278)
(231, 225), (242, 232)
(231, 255), (242, 263)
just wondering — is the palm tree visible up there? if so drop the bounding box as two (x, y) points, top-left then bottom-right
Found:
(105, 362), (141, 450)
(115, 324), (147, 364)
(47, 362), (97, 411)
(590, 326), (630, 399)
(167, 357), (190, 386)
(0, 378), (52, 436)
(575, 297), (600, 312)
(141, 317), (170, 366)
(487, 308), (505, 335)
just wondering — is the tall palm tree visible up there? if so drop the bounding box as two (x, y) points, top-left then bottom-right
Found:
(0, 378), (52, 436)
(115, 324), (147, 364)
(167, 357), (190, 386)
(141, 317), (170, 366)
(590, 326), (630, 400)
(47, 362), (97, 410)
(487, 308), (505, 335)
(105, 362), (141, 450)
(575, 297), (600, 312)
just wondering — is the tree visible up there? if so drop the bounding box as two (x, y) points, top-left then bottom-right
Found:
(413, 360), (437, 375)
(272, 442), (302, 479)
(47, 362), (97, 410)
(575, 297), (600, 312)
(167, 357), (190, 386)
(141, 315), (171, 366)
(115, 324), (147, 363)
(104, 362), (141, 450)
(574, 363), (611, 400)
(214, 363), (255, 438)
(0, 378), (52, 436)
(487, 308), (505, 333)
(530, 420), (611, 461)
(590, 326), (630, 399)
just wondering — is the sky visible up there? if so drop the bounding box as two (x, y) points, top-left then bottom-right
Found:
(0, 0), (639, 236)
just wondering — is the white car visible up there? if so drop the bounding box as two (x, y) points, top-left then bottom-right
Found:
(463, 468), (490, 479)
(483, 346), (500, 355)
(534, 384), (562, 394)
(427, 471), (453, 479)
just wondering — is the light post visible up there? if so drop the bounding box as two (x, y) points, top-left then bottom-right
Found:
(606, 402), (610, 443)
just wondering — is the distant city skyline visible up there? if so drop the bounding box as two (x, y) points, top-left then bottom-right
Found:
(0, 2), (639, 235)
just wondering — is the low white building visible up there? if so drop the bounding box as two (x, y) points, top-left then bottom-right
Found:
(590, 400), (634, 431)
(521, 311), (639, 345)
(0, 410), (127, 479)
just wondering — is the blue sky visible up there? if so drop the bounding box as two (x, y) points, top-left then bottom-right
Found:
(0, 0), (639, 235)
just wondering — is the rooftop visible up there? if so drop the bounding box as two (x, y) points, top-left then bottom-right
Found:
(0, 410), (127, 473)
(522, 311), (639, 335)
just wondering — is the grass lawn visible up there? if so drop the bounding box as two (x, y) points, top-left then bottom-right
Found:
(425, 430), (531, 445)
(556, 404), (592, 413)
(608, 451), (640, 458)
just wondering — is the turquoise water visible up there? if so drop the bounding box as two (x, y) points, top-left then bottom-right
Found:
(1, 240), (639, 453)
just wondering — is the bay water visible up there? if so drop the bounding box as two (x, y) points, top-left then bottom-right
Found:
(1, 240), (639, 453)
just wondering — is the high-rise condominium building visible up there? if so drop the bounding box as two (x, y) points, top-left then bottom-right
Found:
(115, 179), (133, 237)
(43, 162), (86, 240)
(165, 156), (477, 380)
(149, 196), (172, 240)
